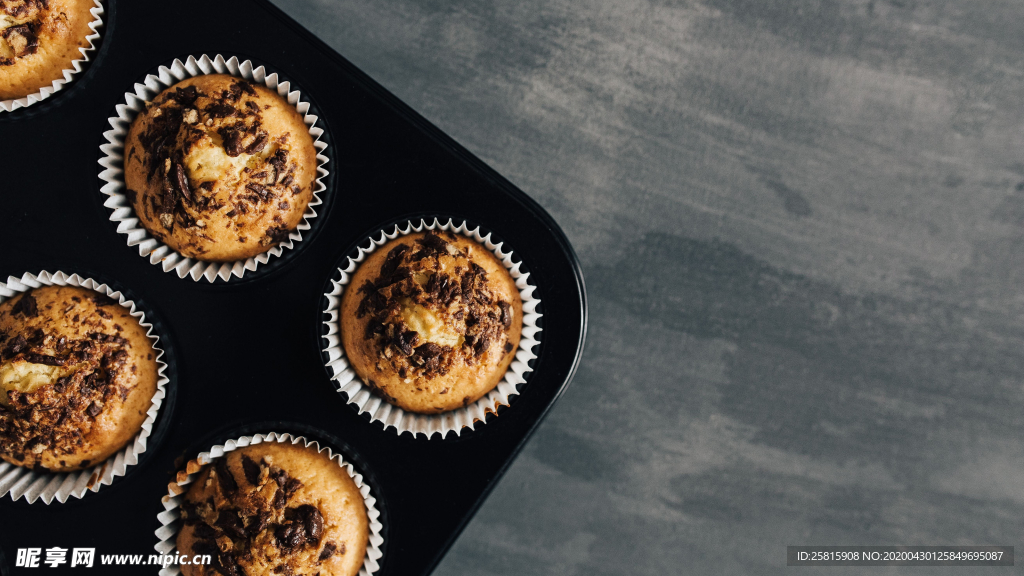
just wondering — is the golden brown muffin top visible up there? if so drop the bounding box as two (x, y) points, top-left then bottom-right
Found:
(177, 442), (368, 576)
(125, 74), (317, 262)
(0, 286), (157, 471)
(342, 230), (522, 415)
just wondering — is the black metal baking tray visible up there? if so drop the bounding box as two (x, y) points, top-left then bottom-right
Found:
(0, 0), (587, 575)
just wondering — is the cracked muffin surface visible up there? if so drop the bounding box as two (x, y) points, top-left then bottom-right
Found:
(124, 73), (317, 262)
(340, 230), (522, 414)
(0, 0), (95, 100)
(0, 286), (157, 471)
(176, 442), (368, 576)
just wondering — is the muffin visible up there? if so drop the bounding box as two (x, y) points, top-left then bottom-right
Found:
(124, 73), (317, 262)
(0, 0), (96, 100)
(176, 442), (368, 576)
(340, 230), (522, 414)
(0, 285), (158, 471)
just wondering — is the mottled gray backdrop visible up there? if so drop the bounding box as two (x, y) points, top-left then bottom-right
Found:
(271, 1), (1024, 574)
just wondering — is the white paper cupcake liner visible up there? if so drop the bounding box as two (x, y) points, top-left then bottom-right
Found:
(322, 218), (543, 439)
(98, 54), (330, 282)
(0, 270), (170, 504)
(0, 0), (104, 112)
(155, 432), (384, 576)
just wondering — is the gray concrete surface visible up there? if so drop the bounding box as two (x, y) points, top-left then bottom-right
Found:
(271, 1), (1024, 574)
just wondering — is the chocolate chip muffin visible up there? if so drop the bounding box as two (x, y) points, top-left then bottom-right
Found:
(0, 286), (158, 471)
(176, 442), (368, 576)
(340, 230), (522, 414)
(0, 0), (96, 100)
(124, 74), (318, 262)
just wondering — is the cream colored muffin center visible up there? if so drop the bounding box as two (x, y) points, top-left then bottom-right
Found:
(183, 133), (276, 186)
(399, 298), (462, 347)
(0, 359), (72, 407)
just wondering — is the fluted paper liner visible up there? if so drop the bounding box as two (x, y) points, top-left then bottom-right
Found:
(0, 271), (169, 504)
(322, 218), (543, 439)
(0, 0), (104, 112)
(98, 54), (330, 282)
(155, 432), (384, 576)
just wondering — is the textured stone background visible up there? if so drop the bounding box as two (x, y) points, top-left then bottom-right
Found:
(271, 1), (1024, 574)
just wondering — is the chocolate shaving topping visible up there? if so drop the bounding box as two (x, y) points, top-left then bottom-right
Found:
(174, 163), (192, 201)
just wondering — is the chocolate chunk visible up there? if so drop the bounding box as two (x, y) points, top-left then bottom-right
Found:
(393, 329), (419, 356)
(241, 455), (261, 485)
(246, 182), (269, 200)
(236, 80), (257, 95)
(265, 226), (292, 244)
(4, 334), (27, 357)
(417, 231), (452, 255)
(215, 509), (246, 539)
(170, 85), (199, 106)
(213, 458), (238, 494)
(275, 522), (306, 552)
(416, 342), (442, 359)
(205, 102), (236, 118)
(193, 522), (218, 541)
(473, 334), (491, 357)
(498, 301), (512, 327)
(293, 504), (324, 543)
(224, 83), (242, 102)
(246, 510), (271, 537)
(272, 488), (287, 509)
(504, 341), (514, 353)
(86, 402), (102, 417)
(24, 353), (62, 366)
(11, 293), (38, 317)
(191, 538), (218, 558)
(245, 132), (269, 154)
(378, 244), (410, 282)
(284, 477), (303, 496)
(218, 126), (246, 157)
(318, 541), (337, 561)
(268, 148), (288, 171)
